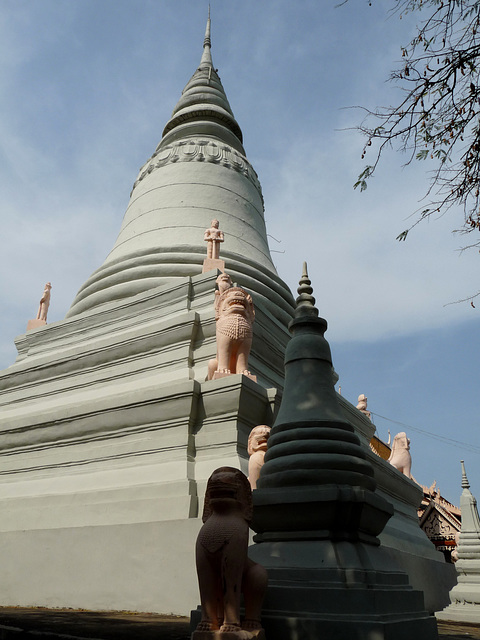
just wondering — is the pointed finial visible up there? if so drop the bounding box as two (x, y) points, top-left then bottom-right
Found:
(461, 460), (470, 489)
(294, 262), (319, 318)
(204, 5), (211, 49)
(200, 6), (213, 67)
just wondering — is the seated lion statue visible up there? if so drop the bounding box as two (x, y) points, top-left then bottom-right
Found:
(194, 467), (267, 639)
(207, 277), (255, 381)
(247, 425), (271, 490)
(388, 431), (412, 478)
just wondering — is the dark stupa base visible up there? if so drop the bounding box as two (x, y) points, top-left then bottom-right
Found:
(249, 538), (438, 640)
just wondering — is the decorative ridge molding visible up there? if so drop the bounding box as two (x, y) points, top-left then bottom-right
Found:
(1, 411), (192, 455)
(0, 338), (196, 410)
(420, 500), (461, 527)
(131, 138), (262, 198)
(0, 442), (193, 476)
(0, 311), (201, 400)
(370, 442), (380, 456)
(0, 378), (201, 448)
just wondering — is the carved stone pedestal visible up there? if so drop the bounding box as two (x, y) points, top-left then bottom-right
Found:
(203, 258), (226, 273)
(212, 370), (257, 383)
(26, 319), (46, 331)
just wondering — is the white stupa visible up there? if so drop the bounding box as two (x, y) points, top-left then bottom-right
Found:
(437, 461), (480, 623)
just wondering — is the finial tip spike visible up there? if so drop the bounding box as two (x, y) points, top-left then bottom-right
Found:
(204, 5), (212, 49)
(461, 460), (470, 489)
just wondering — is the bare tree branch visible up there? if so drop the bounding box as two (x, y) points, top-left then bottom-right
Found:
(352, 1), (480, 247)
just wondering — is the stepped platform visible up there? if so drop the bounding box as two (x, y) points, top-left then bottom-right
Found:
(0, 608), (477, 640)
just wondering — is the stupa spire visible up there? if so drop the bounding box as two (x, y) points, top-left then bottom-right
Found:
(200, 5), (212, 65)
(65, 15), (294, 323)
(161, 10), (243, 148)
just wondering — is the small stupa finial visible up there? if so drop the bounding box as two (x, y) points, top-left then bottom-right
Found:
(461, 460), (470, 489)
(294, 262), (319, 319)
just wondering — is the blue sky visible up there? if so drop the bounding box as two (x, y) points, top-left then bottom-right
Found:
(0, 0), (478, 503)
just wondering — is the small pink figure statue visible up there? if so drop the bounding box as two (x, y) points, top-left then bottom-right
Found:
(37, 282), (52, 321)
(194, 467), (267, 639)
(204, 219), (224, 260)
(27, 282), (52, 331)
(247, 426), (271, 490)
(207, 275), (256, 382)
(203, 220), (226, 274)
(387, 432), (412, 478)
(356, 394), (371, 421)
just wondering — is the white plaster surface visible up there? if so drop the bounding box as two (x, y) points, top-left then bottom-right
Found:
(1, 519), (202, 615)
(66, 149), (293, 320)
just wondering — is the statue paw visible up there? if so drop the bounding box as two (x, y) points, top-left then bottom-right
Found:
(196, 620), (217, 632)
(242, 620), (263, 631)
(219, 623), (242, 633)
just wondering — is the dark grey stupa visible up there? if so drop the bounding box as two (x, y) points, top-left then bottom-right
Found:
(249, 264), (438, 640)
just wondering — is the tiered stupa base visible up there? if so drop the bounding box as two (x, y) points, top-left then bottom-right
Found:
(249, 539), (438, 640)
(0, 271), (288, 615)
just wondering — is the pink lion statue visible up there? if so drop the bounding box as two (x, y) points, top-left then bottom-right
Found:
(387, 432), (412, 478)
(194, 467), (267, 639)
(247, 426), (271, 490)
